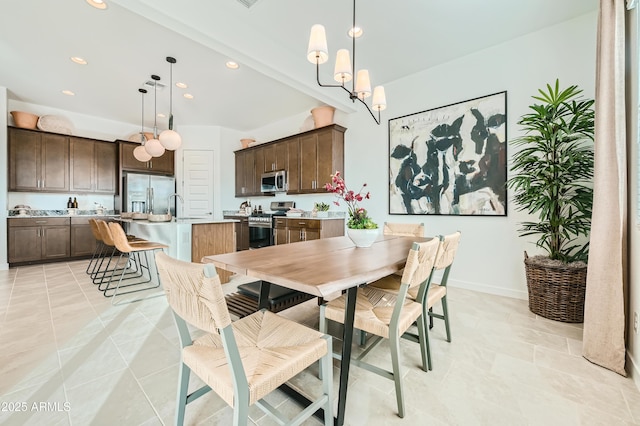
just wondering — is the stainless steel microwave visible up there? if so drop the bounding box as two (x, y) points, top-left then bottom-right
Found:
(261, 170), (287, 193)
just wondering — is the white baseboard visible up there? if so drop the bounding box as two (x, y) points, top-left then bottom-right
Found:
(448, 278), (528, 300)
(628, 350), (640, 392)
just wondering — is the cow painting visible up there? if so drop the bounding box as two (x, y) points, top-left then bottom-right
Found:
(389, 91), (507, 216)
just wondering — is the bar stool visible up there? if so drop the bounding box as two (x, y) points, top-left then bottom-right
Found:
(106, 222), (168, 304)
(86, 218), (107, 277)
(93, 220), (144, 289)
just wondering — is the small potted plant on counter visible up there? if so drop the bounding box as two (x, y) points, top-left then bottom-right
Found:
(314, 202), (331, 218)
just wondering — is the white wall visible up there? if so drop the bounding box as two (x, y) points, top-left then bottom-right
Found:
(626, 5), (640, 390)
(1, 87), (8, 270)
(215, 11), (598, 300)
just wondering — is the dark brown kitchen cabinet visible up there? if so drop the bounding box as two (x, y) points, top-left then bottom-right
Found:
(8, 218), (71, 264)
(70, 138), (117, 193)
(233, 125), (344, 197)
(262, 142), (288, 172)
(235, 149), (257, 196)
(119, 141), (175, 175)
(70, 216), (106, 257)
(273, 217), (344, 245)
(223, 215), (250, 251)
(8, 127), (69, 192)
(299, 125), (344, 193)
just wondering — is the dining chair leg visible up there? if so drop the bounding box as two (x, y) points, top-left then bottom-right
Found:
(416, 313), (432, 372)
(429, 307), (434, 329)
(175, 362), (190, 426)
(389, 332), (405, 418)
(441, 296), (451, 342)
(321, 335), (334, 426)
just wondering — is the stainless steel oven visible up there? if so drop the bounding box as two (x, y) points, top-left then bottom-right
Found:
(247, 201), (295, 249)
(248, 215), (273, 249)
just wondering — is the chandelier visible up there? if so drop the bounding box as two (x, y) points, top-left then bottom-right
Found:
(159, 56), (182, 150)
(133, 88), (152, 162)
(144, 74), (166, 157)
(306, 0), (386, 124)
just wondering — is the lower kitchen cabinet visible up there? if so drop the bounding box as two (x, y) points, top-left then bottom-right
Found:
(273, 217), (344, 245)
(70, 216), (106, 257)
(8, 218), (71, 264)
(8, 216), (112, 265)
(223, 215), (250, 251)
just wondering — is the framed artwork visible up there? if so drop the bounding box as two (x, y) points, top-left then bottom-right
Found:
(389, 91), (507, 216)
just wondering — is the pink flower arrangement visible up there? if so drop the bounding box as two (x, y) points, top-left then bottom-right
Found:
(325, 171), (378, 229)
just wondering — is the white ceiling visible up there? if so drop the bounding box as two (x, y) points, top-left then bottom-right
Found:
(0, 0), (598, 132)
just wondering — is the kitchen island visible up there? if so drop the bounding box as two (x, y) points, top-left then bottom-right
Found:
(123, 218), (237, 283)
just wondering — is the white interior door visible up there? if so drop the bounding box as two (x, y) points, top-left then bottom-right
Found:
(182, 150), (214, 217)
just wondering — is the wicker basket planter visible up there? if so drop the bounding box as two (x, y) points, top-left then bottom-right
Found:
(524, 252), (587, 323)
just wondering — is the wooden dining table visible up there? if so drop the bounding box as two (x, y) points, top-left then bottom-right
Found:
(202, 234), (429, 426)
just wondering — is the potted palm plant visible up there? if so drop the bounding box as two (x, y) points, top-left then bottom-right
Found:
(507, 80), (594, 323)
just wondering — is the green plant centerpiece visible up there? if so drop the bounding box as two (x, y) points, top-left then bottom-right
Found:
(507, 80), (594, 322)
(314, 202), (330, 212)
(325, 171), (379, 247)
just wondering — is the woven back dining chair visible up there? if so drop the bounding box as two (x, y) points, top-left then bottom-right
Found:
(320, 238), (441, 418)
(368, 231), (461, 370)
(155, 252), (334, 426)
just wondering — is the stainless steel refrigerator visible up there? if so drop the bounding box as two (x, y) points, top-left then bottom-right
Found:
(122, 172), (177, 215)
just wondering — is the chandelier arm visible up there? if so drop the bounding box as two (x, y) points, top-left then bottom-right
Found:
(315, 59), (345, 89)
(355, 96), (381, 125)
(352, 0), (356, 95)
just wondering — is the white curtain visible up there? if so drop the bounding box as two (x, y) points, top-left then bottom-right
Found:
(582, 0), (628, 376)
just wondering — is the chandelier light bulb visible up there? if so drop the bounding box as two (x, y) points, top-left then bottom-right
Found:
(355, 69), (372, 99)
(133, 145), (152, 162)
(144, 137), (165, 157)
(307, 24), (328, 64)
(372, 86), (387, 111)
(159, 129), (182, 150)
(333, 49), (353, 83)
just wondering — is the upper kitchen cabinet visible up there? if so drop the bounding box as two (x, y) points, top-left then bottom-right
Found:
(262, 142), (288, 173)
(233, 125), (345, 197)
(235, 149), (257, 197)
(8, 127), (69, 192)
(298, 125), (345, 194)
(119, 141), (175, 175)
(70, 137), (117, 194)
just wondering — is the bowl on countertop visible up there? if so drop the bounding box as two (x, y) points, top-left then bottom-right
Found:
(147, 213), (172, 222)
(131, 213), (148, 220)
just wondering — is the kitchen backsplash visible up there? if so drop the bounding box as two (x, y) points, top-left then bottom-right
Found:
(7, 193), (114, 212)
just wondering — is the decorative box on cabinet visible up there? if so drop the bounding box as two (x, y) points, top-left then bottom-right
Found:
(8, 127), (69, 192)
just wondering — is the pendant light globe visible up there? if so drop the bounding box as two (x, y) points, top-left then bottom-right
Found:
(159, 56), (182, 150)
(134, 88), (152, 162)
(134, 145), (152, 162)
(144, 137), (165, 157)
(159, 129), (181, 150)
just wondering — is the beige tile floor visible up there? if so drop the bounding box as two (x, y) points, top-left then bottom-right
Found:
(0, 259), (639, 425)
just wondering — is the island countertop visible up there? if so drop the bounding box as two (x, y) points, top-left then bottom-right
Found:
(119, 218), (238, 225)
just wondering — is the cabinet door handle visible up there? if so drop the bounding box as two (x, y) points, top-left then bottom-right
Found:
(35, 220), (47, 224)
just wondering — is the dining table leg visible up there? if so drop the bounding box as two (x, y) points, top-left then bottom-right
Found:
(257, 280), (271, 310)
(336, 285), (358, 426)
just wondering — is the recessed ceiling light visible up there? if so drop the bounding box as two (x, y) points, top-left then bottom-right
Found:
(157, 113), (166, 118)
(348, 27), (363, 38)
(226, 61), (239, 70)
(176, 82), (187, 89)
(86, 0), (107, 10)
(70, 56), (87, 65)
(183, 93), (194, 99)
(62, 90), (75, 96)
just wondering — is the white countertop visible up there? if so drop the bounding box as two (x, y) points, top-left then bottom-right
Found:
(120, 218), (238, 225)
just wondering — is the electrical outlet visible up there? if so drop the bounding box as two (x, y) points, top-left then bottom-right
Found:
(635, 311), (639, 334)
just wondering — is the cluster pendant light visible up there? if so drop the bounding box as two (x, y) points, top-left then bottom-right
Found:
(144, 75), (166, 157)
(133, 89), (152, 162)
(159, 57), (182, 150)
(134, 56), (182, 163)
(306, 0), (386, 124)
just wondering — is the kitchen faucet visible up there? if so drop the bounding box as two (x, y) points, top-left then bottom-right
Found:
(168, 193), (184, 216)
